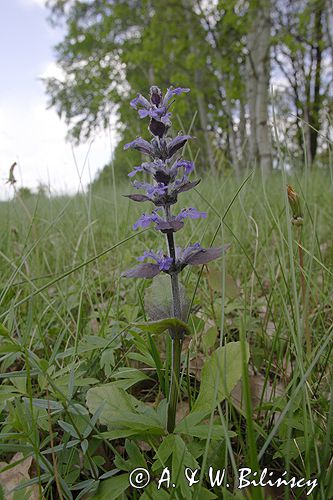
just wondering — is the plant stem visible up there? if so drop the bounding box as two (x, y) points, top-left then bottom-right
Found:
(298, 227), (310, 356)
(165, 206), (183, 433)
(167, 336), (182, 432)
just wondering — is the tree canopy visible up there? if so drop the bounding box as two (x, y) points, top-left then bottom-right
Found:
(44, 0), (333, 181)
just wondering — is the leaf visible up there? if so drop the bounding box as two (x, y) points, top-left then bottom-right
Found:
(176, 178), (201, 194)
(186, 245), (231, 266)
(93, 474), (129, 500)
(167, 135), (191, 157)
(134, 318), (192, 337)
(27, 398), (63, 412)
(202, 327), (218, 352)
(86, 385), (134, 426)
(206, 266), (240, 299)
(144, 274), (189, 321)
(86, 384), (164, 434)
(153, 435), (198, 499)
(122, 263), (161, 278)
(111, 367), (151, 383)
(0, 453), (38, 500)
(193, 341), (249, 414)
(123, 194), (151, 202)
(155, 219), (184, 232)
(231, 374), (285, 421)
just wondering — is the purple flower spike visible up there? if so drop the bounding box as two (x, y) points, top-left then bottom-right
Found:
(124, 84), (230, 294)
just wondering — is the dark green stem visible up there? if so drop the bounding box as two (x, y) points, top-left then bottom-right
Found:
(167, 336), (182, 433)
(165, 206), (183, 433)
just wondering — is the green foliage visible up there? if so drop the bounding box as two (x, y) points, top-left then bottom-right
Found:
(0, 170), (333, 497)
(193, 341), (248, 414)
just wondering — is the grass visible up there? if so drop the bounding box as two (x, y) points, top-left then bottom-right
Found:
(0, 168), (332, 499)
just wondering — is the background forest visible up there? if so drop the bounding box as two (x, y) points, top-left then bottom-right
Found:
(44, 0), (333, 180)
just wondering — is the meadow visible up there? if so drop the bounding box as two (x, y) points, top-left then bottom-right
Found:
(0, 167), (332, 499)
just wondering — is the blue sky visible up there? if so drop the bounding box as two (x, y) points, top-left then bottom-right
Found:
(0, 0), (116, 199)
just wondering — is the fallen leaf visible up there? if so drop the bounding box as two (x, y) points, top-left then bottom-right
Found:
(175, 400), (189, 424)
(231, 374), (285, 421)
(0, 452), (39, 500)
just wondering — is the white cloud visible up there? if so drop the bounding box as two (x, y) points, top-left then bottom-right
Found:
(19, 0), (47, 8)
(0, 92), (119, 200)
(39, 61), (65, 81)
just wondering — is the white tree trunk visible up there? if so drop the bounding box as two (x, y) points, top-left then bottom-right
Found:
(246, 0), (272, 174)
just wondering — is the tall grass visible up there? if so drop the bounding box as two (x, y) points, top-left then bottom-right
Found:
(0, 167), (332, 499)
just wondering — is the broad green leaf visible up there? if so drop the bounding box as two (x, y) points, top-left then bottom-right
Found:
(86, 384), (164, 433)
(111, 367), (151, 383)
(202, 326), (218, 352)
(86, 385), (134, 426)
(193, 341), (249, 414)
(134, 317), (192, 337)
(144, 274), (188, 321)
(93, 474), (129, 500)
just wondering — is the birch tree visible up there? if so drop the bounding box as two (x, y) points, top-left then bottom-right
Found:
(246, 0), (272, 174)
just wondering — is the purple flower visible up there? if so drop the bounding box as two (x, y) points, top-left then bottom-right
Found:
(137, 250), (173, 271)
(163, 87), (190, 107)
(130, 94), (151, 110)
(123, 84), (230, 286)
(175, 207), (207, 221)
(124, 137), (155, 156)
(128, 166), (144, 177)
(129, 86), (190, 139)
(166, 135), (192, 158)
(170, 159), (195, 176)
(132, 180), (168, 197)
(133, 210), (161, 230)
(150, 86), (163, 106)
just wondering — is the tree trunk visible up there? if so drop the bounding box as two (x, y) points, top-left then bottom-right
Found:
(246, 0), (272, 174)
(310, 4), (323, 162)
(182, 0), (215, 172)
(246, 28), (259, 165)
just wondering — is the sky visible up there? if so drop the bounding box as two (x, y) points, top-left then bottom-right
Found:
(0, 0), (117, 200)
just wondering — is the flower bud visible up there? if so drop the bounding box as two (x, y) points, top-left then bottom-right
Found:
(287, 185), (303, 226)
(150, 86), (162, 106)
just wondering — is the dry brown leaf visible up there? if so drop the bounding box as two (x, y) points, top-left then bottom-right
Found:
(266, 321), (276, 338)
(189, 352), (205, 381)
(0, 452), (39, 500)
(231, 374), (285, 421)
(175, 400), (189, 424)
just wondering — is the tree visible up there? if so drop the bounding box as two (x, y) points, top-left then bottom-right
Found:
(246, 0), (272, 174)
(272, 0), (332, 164)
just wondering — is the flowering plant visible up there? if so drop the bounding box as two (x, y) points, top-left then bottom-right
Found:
(122, 85), (229, 431)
